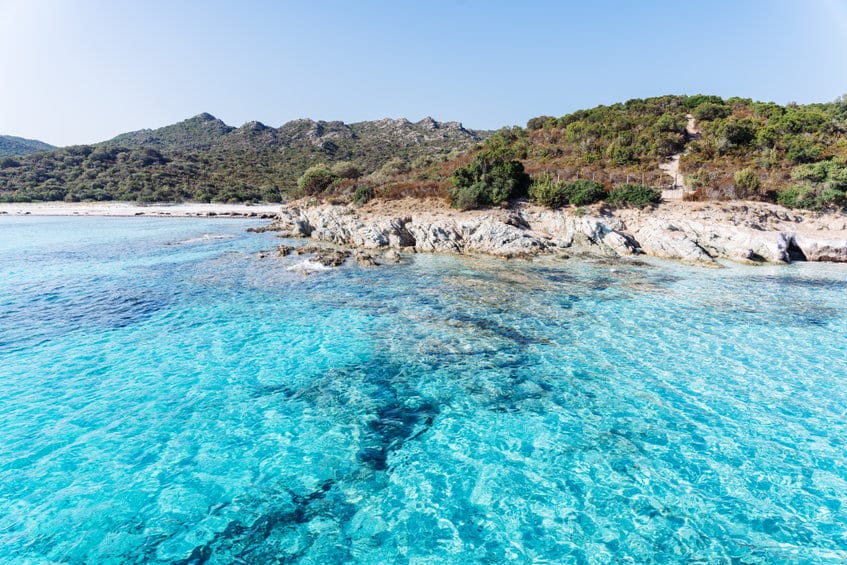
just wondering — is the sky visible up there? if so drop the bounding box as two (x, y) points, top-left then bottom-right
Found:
(1, 0), (846, 147)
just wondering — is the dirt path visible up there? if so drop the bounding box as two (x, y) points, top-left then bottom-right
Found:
(660, 114), (699, 200)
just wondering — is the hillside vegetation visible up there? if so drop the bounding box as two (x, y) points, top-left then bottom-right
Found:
(0, 135), (55, 158)
(2, 95), (846, 210)
(353, 95), (847, 210)
(0, 114), (486, 203)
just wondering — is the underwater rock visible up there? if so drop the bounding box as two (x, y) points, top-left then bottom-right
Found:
(354, 251), (379, 266)
(382, 249), (401, 263)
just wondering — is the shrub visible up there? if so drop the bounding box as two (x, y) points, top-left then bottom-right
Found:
(607, 184), (662, 207)
(352, 185), (373, 206)
(529, 173), (567, 208)
(786, 140), (822, 164)
(330, 161), (362, 179)
(733, 168), (760, 196)
(449, 151), (529, 209)
(779, 159), (847, 209)
(450, 184), (487, 211)
(684, 95), (724, 110)
(529, 176), (606, 208)
(527, 116), (556, 130)
(692, 102), (731, 121)
(567, 179), (606, 205)
(777, 182), (818, 209)
(715, 118), (756, 147)
(296, 164), (337, 197)
(379, 157), (410, 176)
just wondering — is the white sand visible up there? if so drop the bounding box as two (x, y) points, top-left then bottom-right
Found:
(0, 201), (282, 218)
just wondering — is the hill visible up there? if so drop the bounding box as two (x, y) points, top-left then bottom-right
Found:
(0, 135), (55, 158)
(3, 95), (846, 210)
(0, 114), (488, 203)
(359, 95), (847, 211)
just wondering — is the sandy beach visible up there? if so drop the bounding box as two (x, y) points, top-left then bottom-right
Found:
(0, 201), (282, 218)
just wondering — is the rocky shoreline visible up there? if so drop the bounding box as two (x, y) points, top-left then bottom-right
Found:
(267, 199), (847, 265)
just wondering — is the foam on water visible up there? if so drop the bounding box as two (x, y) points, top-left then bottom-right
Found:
(1, 217), (846, 563)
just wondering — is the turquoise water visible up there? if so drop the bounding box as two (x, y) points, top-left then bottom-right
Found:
(1, 217), (846, 564)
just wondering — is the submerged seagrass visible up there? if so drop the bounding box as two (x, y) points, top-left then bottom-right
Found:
(1, 217), (846, 562)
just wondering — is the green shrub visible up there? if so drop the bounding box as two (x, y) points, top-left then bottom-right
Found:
(692, 102), (731, 121)
(733, 168), (760, 196)
(777, 182), (819, 209)
(567, 179), (606, 205)
(715, 118), (757, 147)
(529, 173), (567, 208)
(352, 185), (373, 206)
(450, 184), (487, 211)
(785, 140), (822, 164)
(684, 95), (724, 110)
(607, 184), (662, 207)
(779, 159), (847, 209)
(529, 175), (605, 208)
(296, 164), (337, 197)
(449, 151), (530, 209)
(379, 157), (410, 176)
(330, 161), (362, 179)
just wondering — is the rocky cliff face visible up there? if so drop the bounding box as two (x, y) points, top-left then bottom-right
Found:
(269, 200), (847, 265)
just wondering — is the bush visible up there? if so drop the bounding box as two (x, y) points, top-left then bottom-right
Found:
(692, 102), (731, 121)
(352, 185), (373, 206)
(379, 157), (410, 177)
(567, 179), (606, 205)
(330, 161), (362, 179)
(733, 168), (760, 196)
(715, 118), (756, 147)
(529, 173), (565, 208)
(529, 176), (606, 208)
(450, 184), (487, 211)
(786, 140), (822, 164)
(449, 151), (529, 209)
(607, 184), (662, 207)
(777, 182), (818, 209)
(296, 164), (337, 197)
(527, 116), (555, 130)
(779, 159), (847, 209)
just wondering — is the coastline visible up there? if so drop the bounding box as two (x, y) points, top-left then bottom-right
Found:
(268, 198), (847, 265)
(3, 198), (846, 265)
(0, 201), (281, 218)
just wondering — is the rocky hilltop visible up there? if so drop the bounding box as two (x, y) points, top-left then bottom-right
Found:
(269, 200), (847, 265)
(0, 113), (488, 203)
(101, 112), (486, 155)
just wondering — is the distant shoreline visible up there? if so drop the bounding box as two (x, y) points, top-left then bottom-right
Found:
(0, 201), (281, 218)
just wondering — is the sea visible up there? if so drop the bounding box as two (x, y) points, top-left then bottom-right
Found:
(1, 216), (846, 564)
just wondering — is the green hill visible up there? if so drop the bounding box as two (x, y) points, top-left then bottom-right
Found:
(362, 95), (847, 210)
(3, 96), (846, 210)
(0, 114), (488, 203)
(0, 135), (55, 158)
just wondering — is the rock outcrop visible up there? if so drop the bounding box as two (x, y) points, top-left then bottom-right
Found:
(269, 200), (847, 265)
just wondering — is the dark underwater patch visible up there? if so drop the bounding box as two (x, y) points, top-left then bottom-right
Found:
(358, 398), (439, 470)
(170, 479), (344, 565)
(0, 277), (169, 352)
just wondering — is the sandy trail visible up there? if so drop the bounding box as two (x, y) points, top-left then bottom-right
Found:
(660, 114), (699, 200)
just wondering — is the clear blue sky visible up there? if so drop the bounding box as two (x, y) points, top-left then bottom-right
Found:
(1, 0), (845, 146)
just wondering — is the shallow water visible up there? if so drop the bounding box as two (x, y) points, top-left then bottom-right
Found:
(1, 216), (846, 563)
